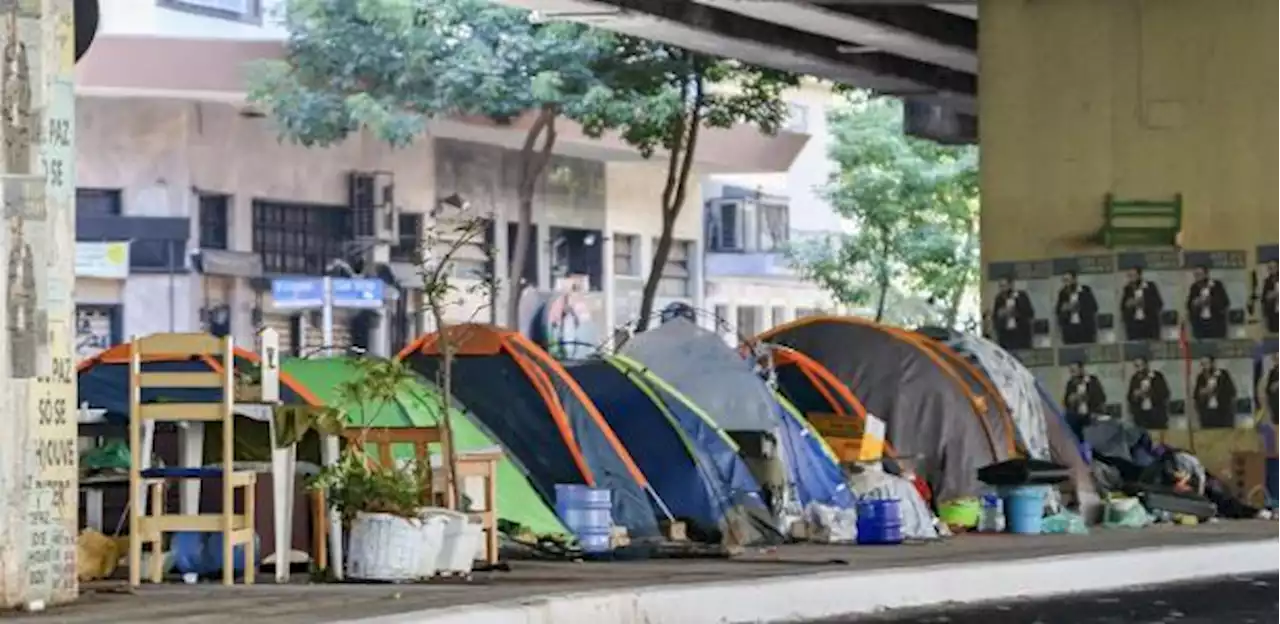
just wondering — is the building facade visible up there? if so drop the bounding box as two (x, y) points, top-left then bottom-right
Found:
(702, 80), (846, 340)
(73, 1), (805, 359)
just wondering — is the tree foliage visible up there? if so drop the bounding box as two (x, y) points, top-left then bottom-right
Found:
(247, 0), (629, 327)
(789, 93), (979, 326)
(582, 43), (797, 330)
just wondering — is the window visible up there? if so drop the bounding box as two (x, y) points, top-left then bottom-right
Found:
(713, 305), (731, 334)
(770, 306), (788, 328)
(613, 233), (640, 276)
(157, 0), (262, 23)
(795, 307), (821, 319)
(784, 103), (809, 133)
(198, 193), (230, 250)
(130, 239), (187, 271)
(708, 199), (789, 253)
(252, 200), (352, 275)
(76, 188), (122, 217)
(390, 213), (423, 263)
(656, 238), (693, 298)
(551, 228), (603, 291)
(736, 306), (763, 337)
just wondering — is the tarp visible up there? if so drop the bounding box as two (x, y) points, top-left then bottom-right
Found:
(397, 325), (660, 539)
(566, 356), (780, 545)
(622, 321), (853, 512)
(283, 358), (566, 536)
(77, 343), (315, 423)
(758, 316), (1019, 502)
(918, 329), (1099, 510)
(622, 319), (778, 431)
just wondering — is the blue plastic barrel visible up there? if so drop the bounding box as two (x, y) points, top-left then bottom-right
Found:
(555, 484), (614, 553)
(1002, 485), (1050, 534)
(855, 498), (903, 545)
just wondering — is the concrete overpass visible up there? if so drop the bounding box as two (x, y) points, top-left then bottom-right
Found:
(497, 0), (980, 143)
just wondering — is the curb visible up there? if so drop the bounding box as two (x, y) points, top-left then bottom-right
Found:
(343, 539), (1279, 624)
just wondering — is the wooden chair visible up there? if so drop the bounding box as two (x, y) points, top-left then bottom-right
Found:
(128, 333), (257, 586)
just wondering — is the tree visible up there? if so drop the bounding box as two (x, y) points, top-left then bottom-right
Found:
(581, 44), (798, 331)
(789, 93), (979, 327)
(246, 0), (624, 328)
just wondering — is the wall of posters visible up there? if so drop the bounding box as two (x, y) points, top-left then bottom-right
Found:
(1116, 251), (1183, 343)
(1057, 344), (1124, 424)
(1187, 340), (1254, 429)
(1257, 338), (1278, 426)
(1182, 249), (1249, 341)
(985, 260), (1053, 353)
(1255, 245), (1278, 336)
(1121, 341), (1185, 430)
(1050, 255), (1117, 346)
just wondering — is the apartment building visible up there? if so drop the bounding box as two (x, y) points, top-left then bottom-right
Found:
(702, 80), (847, 340)
(72, 0), (805, 359)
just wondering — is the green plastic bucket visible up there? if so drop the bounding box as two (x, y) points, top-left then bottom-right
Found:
(938, 498), (981, 528)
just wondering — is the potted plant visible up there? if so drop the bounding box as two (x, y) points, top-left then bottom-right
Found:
(310, 444), (445, 581)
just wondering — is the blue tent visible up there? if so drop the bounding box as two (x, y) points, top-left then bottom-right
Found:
(566, 355), (781, 544)
(620, 320), (855, 513)
(78, 343), (314, 423)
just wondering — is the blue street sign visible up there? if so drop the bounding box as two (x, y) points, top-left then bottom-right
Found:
(331, 277), (385, 309)
(271, 278), (325, 309)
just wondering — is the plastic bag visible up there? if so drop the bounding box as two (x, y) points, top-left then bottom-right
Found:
(804, 502), (857, 543)
(1041, 511), (1089, 535)
(1103, 496), (1151, 529)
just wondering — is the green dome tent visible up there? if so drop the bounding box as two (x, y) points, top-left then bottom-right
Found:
(283, 357), (566, 536)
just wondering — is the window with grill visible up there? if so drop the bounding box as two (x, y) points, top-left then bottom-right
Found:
(198, 193), (230, 250)
(130, 239), (187, 271)
(655, 238), (693, 298)
(613, 233), (640, 276)
(736, 306), (763, 337)
(390, 213), (423, 263)
(76, 188), (122, 217)
(252, 200), (352, 275)
(770, 306), (788, 328)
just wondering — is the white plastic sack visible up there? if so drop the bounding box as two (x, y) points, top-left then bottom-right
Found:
(804, 502), (857, 544)
(849, 468), (940, 540)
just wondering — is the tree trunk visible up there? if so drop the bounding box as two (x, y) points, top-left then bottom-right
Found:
(873, 279), (890, 323)
(942, 217), (977, 329)
(635, 69), (704, 332)
(505, 106), (558, 329)
(429, 302), (461, 511)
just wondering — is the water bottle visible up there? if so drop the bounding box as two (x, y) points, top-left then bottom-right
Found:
(978, 490), (1006, 533)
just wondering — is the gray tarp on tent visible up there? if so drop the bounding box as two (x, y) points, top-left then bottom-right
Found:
(762, 318), (1016, 502)
(622, 319), (779, 432)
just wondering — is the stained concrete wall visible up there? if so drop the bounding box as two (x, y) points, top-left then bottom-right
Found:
(979, 0), (1277, 260)
(0, 0), (80, 609)
(979, 0), (1279, 471)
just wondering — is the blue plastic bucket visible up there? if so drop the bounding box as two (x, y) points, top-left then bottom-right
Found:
(1002, 485), (1050, 534)
(856, 498), (903, 545)
(555, 484), (614, 553)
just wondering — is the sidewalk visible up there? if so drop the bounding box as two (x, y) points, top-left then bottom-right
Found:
(14, 521), (1278, 624)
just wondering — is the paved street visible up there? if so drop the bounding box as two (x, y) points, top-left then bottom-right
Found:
(850, 573), (1278, 623)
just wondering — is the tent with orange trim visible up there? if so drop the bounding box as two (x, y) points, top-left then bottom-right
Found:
(77, 343), (317, 423)
(396, 324), (662, 539)
(756, 316), (1021, 503)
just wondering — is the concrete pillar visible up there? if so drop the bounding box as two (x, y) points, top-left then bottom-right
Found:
(0, 0), (79, 608)
(978, 0), (1277, 265)
(602, 231), (617, 337)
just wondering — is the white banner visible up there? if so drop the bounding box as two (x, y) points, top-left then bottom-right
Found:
(75, 242), (130, 279)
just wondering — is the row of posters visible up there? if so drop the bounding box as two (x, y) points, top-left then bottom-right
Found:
(984, 245), (1279, 431)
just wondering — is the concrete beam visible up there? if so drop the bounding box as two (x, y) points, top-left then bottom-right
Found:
(698, 0), (976, 73)
(505, 0), (976, 112)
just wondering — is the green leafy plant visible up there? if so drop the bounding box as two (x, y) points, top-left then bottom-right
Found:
(309, 449), (433, 522)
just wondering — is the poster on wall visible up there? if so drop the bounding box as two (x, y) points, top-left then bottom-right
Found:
(1012, 348), (1057, 407)
(1188, 339), (1254, 430)
(985, 260), (1053, 353)
(1182, 249), (1249, 341)
(75, 305), (119, 361)
(1057, 344), (1124, 427)
(1121, 341), (1185, 431)
(1254, 245), (1278, 336)
(1256, 338), (1278, 426)
(1050, 255), (1117, 346)
(1116, 251), (1182, 343)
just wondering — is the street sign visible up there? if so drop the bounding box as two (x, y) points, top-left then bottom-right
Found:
(331, 277), (385, 309)
(271, 278), (325, 309)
